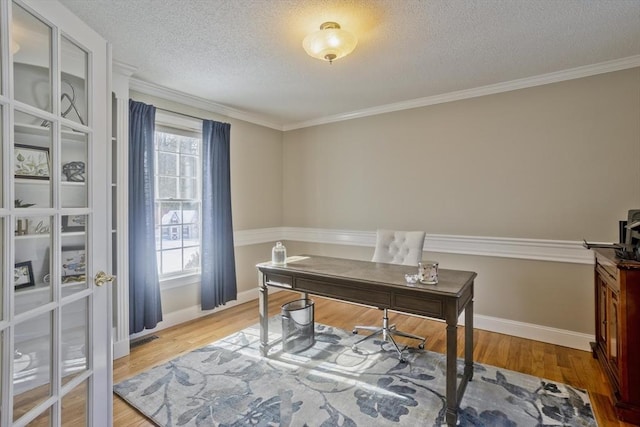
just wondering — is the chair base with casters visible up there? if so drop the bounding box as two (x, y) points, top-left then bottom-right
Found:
(352, 308), (426, 362)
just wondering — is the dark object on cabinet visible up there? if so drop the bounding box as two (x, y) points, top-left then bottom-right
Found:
(592, 249), (640, 424)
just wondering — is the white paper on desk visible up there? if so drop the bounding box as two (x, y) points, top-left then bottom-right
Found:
(286, 256), (309, 263)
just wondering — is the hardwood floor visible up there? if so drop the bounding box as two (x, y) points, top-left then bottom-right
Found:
(113, 291), (629, 426)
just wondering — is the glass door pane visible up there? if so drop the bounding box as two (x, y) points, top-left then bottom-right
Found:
(12, 3), (52, 112)
(61, 379), (88, 425)
(0, 217), (4, 320)
(13, 311), (52, 422)
(0, 105), (3, 205)
(60, 36), (88, 126)
(14, 110), (53, 209)
(61, 126), (87, 208)
(61, 297), (88, 385)
(14, 215), (53, 315)
(61, 223), (88, 297)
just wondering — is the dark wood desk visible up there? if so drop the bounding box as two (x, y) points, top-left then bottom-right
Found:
(257, 255), (476, 426)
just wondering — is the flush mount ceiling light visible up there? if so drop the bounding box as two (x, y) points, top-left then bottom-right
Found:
(303, 21), (357, 64)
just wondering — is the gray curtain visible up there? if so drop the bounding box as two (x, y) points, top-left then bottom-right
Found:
(128, 100), (162, 333)
(201, 119), (237, 310)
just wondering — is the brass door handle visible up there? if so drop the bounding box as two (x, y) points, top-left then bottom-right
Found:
(94, 271), (116, 286)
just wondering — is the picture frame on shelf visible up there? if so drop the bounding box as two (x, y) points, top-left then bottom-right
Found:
(14, 144), (51, 180)
(14, 261), (35, 289)
(62, 215), (86, 232)
(61, 247), (86, 283)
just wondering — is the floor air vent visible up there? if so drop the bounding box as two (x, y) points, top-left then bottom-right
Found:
(130, 335), (159, 349)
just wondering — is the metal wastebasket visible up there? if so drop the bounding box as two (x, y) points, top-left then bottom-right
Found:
(281, 299), (315, 353)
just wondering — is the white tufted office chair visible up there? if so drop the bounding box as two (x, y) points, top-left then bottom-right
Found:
(352, 229), (427, 361)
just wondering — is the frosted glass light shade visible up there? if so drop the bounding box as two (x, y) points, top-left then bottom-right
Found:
(303, 22), (357, 63)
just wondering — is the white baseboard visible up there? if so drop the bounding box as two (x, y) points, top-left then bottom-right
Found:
(113, 339), (130, 360)
(470, 314), (593, 352)
(127, 287), (285, 342)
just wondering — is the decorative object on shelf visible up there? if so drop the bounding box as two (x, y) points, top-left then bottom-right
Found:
(61, 247), (86, 282)
(40, 80), (85, 127)
(303, 21), (358, 64)
(15, 219), (28, 236)
(31, 219), (50, 234)
(14, 261), (35, 289)
(14, 199), (35, 208)
(62, 161), (85, 182)
(15, 216), (51, 235)
(62, 215), (86, 232)
(14, 144), (50, 179)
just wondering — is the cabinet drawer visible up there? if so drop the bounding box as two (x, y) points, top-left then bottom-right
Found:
(263, 272), (293, 289)
(596, 262), (619, 290)
(394, 293), (443, 318)
(296, 278), (391, 307)
(596, 255), (618, 277)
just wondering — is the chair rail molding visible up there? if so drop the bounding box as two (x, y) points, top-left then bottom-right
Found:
(234, 227), (595, 265)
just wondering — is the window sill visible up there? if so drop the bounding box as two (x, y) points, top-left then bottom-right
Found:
(160, 272), (201, 290)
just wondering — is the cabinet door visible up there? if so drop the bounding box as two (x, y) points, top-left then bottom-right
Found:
(2, 1), (111, 426)
(608, 288), (620, 372)
(597, 277), (607, 345)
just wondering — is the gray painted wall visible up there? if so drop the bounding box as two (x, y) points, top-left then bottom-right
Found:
(283, 69), (640, 241)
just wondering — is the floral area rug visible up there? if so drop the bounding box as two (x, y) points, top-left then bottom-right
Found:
(114, 317), (597, 426)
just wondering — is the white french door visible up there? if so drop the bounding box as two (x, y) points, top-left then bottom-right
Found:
(1, 0), (111, 425)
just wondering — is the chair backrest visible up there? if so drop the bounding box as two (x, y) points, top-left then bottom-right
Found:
(371, 229), (426, 266)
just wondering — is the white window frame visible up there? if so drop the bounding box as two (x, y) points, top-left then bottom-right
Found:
(154, 110), (202, 289)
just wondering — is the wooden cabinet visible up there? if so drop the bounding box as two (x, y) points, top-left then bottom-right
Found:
(592, 249), (640, 424)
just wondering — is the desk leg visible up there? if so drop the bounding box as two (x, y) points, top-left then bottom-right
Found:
(465, 299), (474, 380)
(445, 319), (457, 426)
(259, 280), (269, 357)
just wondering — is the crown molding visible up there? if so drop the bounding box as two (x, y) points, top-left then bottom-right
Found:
(235, 227), (596, 265)
(282, 55), (640, 131)
(112, 60), (137, 78)
(120, 55), (640, 132)
(128, 77), (284, 131)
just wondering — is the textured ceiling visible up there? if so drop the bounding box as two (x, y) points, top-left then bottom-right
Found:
(58, 0), (640, 129)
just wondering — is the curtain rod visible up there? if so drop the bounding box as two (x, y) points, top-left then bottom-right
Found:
(155, 106), (207, 122)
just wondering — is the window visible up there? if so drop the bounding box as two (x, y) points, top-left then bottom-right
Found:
(154, 124), (201, 278)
